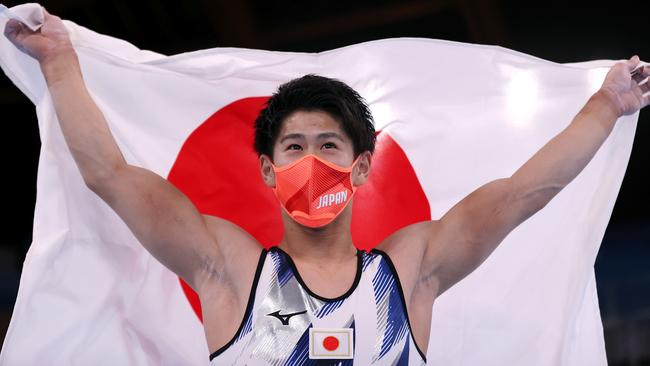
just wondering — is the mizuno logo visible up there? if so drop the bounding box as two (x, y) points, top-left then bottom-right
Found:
(266, 310), (308, 325)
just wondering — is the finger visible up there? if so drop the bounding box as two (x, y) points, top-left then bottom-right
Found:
(630, 62), (647, 83)
(640, 77), (650, 93)
(629, 54), (640, 65)
(622, 55), (641, 74)
(4, 22), (14, 39)
(3, 19), (23, 41)
(41, 6), (52, 21)
(632, 69), (646, 84)
(4, 19), (36, 49)
(4, 19), (20, 34)
(640, 81), (650, 94)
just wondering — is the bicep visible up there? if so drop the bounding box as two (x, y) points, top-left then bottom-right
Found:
(89, 164), (228, 291)
(424, 178), (530, 294)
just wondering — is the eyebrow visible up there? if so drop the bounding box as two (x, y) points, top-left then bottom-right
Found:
(279, 132), (345, 144)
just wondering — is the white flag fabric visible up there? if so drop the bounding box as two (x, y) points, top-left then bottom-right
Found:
(0, 4), (639, 365)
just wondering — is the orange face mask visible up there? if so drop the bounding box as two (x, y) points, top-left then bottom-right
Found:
(272, 154), (359, 228)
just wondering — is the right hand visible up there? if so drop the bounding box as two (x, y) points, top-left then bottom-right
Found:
(3, 7), (73, 63)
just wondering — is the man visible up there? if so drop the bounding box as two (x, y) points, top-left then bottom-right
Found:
(4, 8), (649, 365)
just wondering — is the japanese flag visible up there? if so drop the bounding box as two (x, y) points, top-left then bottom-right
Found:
(309, 328), (354, 359)
(0, 3), (638, 366)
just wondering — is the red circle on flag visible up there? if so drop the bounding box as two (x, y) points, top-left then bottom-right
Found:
(323, 336), (339, 351)
(167, 97), (431, 321)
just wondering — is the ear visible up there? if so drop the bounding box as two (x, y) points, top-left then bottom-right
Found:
(259, 154), (276, 188)
(351, 151), (372, 186)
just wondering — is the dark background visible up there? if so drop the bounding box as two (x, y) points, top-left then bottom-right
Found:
(0, 0), (648, 364)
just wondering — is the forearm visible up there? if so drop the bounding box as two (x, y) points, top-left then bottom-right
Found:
(41, 49), (126, 187)
(429, 91), (623, 291)
(428, 58), (647, 293)
(510, 90), (621, 209)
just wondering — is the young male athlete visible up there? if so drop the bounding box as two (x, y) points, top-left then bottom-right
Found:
(4, 9), (649, 365)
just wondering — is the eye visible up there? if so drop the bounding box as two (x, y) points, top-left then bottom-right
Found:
(286, 144), (302, 151)
(322, 142), (337, 149)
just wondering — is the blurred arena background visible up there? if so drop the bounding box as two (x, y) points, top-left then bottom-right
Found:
(0, 0), (647, 364)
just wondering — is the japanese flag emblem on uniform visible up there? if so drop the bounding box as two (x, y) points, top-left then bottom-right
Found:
(309, 328), (354, 359)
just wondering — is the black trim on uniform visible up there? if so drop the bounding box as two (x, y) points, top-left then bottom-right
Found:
(370, 248), (428, 363)
(272, 246), (363, 303)
(209, 248), (268, 361)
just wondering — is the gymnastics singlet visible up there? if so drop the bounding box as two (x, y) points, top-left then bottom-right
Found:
(209, 247), (427, 365)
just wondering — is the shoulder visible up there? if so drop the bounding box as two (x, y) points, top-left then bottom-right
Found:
(373, 220), (440, 300)
(200, 214), (265, 298)
(203, 215), (262, 264)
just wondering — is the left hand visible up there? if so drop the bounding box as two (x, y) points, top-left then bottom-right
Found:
(599, 55), (649, 116)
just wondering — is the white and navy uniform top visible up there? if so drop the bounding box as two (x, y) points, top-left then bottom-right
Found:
(210, 246), (427, 365)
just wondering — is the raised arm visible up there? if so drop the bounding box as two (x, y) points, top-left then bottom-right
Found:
(3, 10), (259, 293)
(420, 57), (649, 295)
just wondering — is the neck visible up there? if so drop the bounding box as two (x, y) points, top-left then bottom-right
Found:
(278, 205), (357, 263)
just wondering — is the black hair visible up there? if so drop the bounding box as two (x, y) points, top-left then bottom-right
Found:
(254, 74), (375, 159)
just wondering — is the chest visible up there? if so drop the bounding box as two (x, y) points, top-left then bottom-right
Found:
(210, 248), (426, 364)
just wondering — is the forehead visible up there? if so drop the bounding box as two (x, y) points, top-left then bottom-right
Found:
(278, 110), (345, 137)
